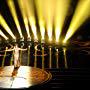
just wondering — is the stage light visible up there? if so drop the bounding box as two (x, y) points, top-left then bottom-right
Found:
(27, 37), (31, 42)
(20, 37), (24, 42)
(7, 0), (23, 38)
(0, 14), (16, 39)
(27, 37), (32, 46)
(0, 29), (8, 40)
(63, 0), (90, 43)
(23, 0), (38, 41)
(34, 38), (38, 43)
(35, 0), (45, 41)
(55, 0), (70, 43)
(12, 38), (17, 43)
(18, 0), (31, 39)
(41, 39), (45, 44)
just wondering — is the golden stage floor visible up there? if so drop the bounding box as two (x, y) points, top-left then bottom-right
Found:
(0, 66), (52, 89)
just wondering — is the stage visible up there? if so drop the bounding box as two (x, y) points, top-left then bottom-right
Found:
(0, 43), (90, 89)
(0, 66), (52, 89)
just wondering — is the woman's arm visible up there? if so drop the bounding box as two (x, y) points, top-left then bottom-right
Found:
(0, 49), (14, 52)
(0, 46), (14, 52)
(5, 49), (14, 51)
(19, 48), (27, 51)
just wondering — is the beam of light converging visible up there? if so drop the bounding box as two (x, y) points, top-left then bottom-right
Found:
(0, 14), (16, 39)
(18, 0), (31, 40)
(23, 0), (38, 41)
(7, 0), (23, 38)
(0, 29), (8, 40)
(55, 0), (70, 43)
(63, 0), (90, 43)
(43, 0), (56, 42)
(35, 0), (45, 41)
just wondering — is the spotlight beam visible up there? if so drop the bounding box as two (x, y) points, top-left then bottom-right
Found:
(43, 0), (56, 42)
(63, 0), (90, 43)
(35, 0), (45, 41)
(18, 0), (31, 40)
(0, 29), (8, 40)
(23, 0), (38, 41)
(0, 14), (16, 39)
(55, 0), (70, 43)
(7, 0), (23, 38)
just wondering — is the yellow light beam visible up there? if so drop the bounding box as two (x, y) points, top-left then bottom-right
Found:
(35, 0), (45, 41)
(23, 0), (38, 41)
(7, 0), (23, 38)
(0, 14), (16, 39)
(63, 0), (90, 43)
(0, 29), (8, 40)
(18, 0), (31, 39)
(55, 0), (70, 43)
(43, 0), (56, 42)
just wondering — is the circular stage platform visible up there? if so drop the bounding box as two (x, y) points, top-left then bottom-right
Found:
(0, 66), (52, 89)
